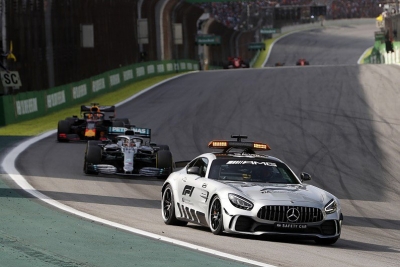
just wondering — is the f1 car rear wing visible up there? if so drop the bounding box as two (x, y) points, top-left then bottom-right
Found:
(81, 103), (116, 113)
(108, 126), (151, 139)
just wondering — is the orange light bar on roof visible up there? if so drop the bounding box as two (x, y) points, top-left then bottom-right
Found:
(208, 140), (271, 151)
(208, 140), (228, 148)
(254, 142), (271, 150)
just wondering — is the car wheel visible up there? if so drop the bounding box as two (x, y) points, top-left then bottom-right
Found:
(314, 236), (339, 245)
(156, 150), (173, 167)
(84, 142), (102, 174)
(209, 196), (224, 235)
(162, 184), (188, 226)
(156, 150), (173, 179)
(57, 120), (70, 142)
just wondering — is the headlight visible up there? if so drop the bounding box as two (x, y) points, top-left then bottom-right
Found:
(324, 199), (337, 214)
(228, 193), (253, 210)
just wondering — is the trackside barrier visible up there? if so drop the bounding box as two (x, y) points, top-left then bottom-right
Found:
(0, 60), (199, 126)
(364, 41), (400, 64)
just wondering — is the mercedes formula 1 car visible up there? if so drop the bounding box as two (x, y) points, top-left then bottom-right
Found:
(224, 57), (250, 69)
(57, 103), (130, 142)
(296, 58), (310, 66)
(161, 135), (343, 244)
(84, 127), (174, 178)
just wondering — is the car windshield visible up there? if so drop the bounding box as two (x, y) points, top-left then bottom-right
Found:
(208, 159), (300, 184)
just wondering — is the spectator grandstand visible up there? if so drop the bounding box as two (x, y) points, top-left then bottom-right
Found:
(196, 0), (383, 30)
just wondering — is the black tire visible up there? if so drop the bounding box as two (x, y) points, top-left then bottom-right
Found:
(156, 150), (173, 179)
(84, 143), (102, 174)
(314, 236), (339, 245)
(57, 120), (70, 142)
(161, 184), (187, 226)
(88, 140), (102, 147)
(114, 118), (130, 126)
(156, 150), (173, 169)
(209, 196), (224, 235)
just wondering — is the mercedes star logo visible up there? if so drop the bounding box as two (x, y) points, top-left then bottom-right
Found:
(286, 208), (300, 222)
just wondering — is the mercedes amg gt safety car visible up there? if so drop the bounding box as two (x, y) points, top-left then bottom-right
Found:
(224, 57), (250, 69)
(84, 127), (174, 177)
(57, 103), (130, 142)
(161, 135), (343, 245)
(296, 58), (310, 66)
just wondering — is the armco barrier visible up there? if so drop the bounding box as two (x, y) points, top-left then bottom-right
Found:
(0, 60), (199, 127)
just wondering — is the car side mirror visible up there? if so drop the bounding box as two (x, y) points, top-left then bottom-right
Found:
(187, 166), (200, 175)
(301, 172), (311, 181)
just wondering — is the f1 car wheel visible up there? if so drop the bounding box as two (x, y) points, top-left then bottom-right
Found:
(209, 195), (224, 235)
(84, 143), (102, 174)
(88, 140), (101, 146)
(161, 184), (188, 226)
(57, 120), (70, 142)
(156, 150), (173, 169)
(156, 150), (173, 179)
(114, 118), (130, 126)
(314, 236), (339, 245)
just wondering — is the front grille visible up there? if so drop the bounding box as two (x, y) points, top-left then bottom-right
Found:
(257, 205), (323, 223)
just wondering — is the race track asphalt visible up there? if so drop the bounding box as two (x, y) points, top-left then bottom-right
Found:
(2, 21), (400, 267)
(1, 138), (253, 266)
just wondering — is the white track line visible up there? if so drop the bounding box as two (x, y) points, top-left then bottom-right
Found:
(1, 73), (276, 267)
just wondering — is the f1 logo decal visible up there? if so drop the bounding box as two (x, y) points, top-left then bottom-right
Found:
(182, 185), (194, 196)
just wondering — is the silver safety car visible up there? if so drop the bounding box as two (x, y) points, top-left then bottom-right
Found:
(161, 135), (343, 244)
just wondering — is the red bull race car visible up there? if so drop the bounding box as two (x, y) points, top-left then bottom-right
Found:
(57, 103), (129, 142)
(224, 57), (250, 69)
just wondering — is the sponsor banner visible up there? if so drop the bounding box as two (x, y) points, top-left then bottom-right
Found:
(15, 98), (38, 115)
(47, 91), (66, 108)
(157, 64), (165, 73)
(166, 63), (174, 72)
(109, 73), (121, 87)
(123, 69), (134, 81)
(136, 66), (145, 77)
(92, 78), (106, 92)
(147, 65), (155, 75)
(72, 84), (88, 99)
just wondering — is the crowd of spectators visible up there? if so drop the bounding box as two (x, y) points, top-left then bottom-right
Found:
(329, 0), (382, 19)
(196, 0), (383, 30)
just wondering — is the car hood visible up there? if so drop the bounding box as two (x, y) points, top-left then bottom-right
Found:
(224, 182), (331, 205)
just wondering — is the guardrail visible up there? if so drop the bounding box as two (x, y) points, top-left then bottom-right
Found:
(0, 60), (199, 126)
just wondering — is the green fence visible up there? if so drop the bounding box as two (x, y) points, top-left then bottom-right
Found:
(0, 60), (199, 126)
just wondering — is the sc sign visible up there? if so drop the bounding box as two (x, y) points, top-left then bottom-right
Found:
(0, 71), (22, 87)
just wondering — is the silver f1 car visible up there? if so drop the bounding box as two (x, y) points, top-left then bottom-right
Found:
(161, 135), (343, 245)
(84, 127), (174, 177)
